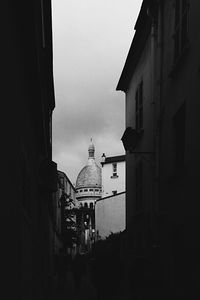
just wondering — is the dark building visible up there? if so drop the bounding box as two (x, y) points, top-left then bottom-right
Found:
(57, 170), (78, 257)
(117, 0), (200, 298)
(2, 1), (57, 299)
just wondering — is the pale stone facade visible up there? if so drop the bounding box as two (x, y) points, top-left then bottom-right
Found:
(101, 154), (125, 198)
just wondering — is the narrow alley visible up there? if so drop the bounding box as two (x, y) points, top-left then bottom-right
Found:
(4, 1), (200, 299)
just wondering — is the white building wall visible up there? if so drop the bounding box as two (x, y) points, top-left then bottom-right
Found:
(102, 161), (125, 198)
(95, 192), (126, 239)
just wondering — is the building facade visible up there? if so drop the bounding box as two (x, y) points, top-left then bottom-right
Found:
(53, 170), (78, 258)
(117, 0), (200, 297)
(101, 154), (125, 198)
(117, 3), (155, 287)
(3, 1), (57, 299)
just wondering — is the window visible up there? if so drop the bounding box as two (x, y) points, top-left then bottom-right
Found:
(173, 0), (189, 64)
(135, 80), (143, 132)
(135, 160), (143, 212)
(112, 190), (117, 195)
(89, 189), (93, 192)
(84, 203), (88, 208)
(95, 189), (99, 192)
(112, 163), (118, 177)
(80, 189), (83, 192)
(84, 189), (88, 192)
(89, 203), (93, 209)
(173, 102), (186, 172)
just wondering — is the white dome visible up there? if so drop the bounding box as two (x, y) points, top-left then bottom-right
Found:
(76, 141), (101, 189)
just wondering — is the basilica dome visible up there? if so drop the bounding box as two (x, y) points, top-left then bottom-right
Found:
(76, 162), (101, 188)
(76, 142), (101, 189)
(75, 140), (102, 207)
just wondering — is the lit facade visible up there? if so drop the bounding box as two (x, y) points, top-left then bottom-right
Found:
(101, 154), (125, 198)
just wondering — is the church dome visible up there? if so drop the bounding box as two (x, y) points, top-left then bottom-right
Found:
(76, 162), (101, 188)
(76, 140), (102, 189)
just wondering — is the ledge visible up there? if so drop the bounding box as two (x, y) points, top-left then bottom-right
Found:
(110, 175), (119, 179)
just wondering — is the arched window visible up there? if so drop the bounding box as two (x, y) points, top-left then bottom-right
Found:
(84, 202), (88, 208)
(89, 203), (93, 209)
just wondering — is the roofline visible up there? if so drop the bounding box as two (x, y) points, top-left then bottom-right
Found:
(116, 0), (153, 92)
(57, 170), (76, 191)
(96, 191), (126, 203)
(101, 155), (125, 166)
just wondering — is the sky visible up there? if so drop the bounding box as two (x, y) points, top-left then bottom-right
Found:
(52, 0), (143, 185)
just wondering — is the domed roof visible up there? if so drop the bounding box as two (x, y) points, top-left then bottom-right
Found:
(76, 162), (101, 188)
(76, 141), (102, 189)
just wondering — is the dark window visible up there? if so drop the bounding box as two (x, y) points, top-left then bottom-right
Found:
(84, 203), (88, 208)
(112, 190), (117, 195)
(80, 189), (83, 192)
(89, 203), (93, 209)
(95, 189), (99, 192)
(173, 0), (189, 63)
(112, 163), (118, 177)
(89, 189), (93, 192)
(135, 160), (143, 212)
(84, 189), (88, 192)
(135, 80), (143, 132)
(173, 102), (186, 171)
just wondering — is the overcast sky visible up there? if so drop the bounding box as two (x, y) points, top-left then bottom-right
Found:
(52, 0), (143, 185)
